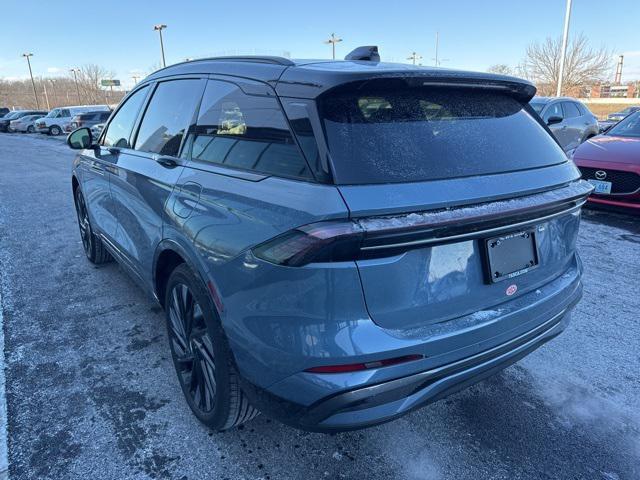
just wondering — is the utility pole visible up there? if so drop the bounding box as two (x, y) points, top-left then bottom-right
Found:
(154, 24), (167, 67)
(434, 32), (439, 66)
(70, 68), (81, 104)
(132, 75), (140, 85)
(556, 0), (572, 97)
(614, 55), (624, 85)
(324, 33), (342, 60)
(42, 81), (50, 110)
(407, 52), (422, 65)
(22, 53), (39, 109)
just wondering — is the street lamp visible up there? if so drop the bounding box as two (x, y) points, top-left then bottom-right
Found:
(324, 33), (342, 60)
(407, 52), (422, 66)
(154, 24), (167, 68)
(22, 53), (39, 109)
(70, 68), (81, 104)
(132, 75), (140, 85)
(556, 0), (572, 97)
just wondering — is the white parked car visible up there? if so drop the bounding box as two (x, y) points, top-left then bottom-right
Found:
(10, 114), (46, 133)
(34, 105), (110, 136)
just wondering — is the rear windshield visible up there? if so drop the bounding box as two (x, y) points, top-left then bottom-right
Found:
(319, 87), (567, 184)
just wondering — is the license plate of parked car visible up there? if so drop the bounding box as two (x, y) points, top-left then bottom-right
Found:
(485, 230), (539, 283)
(587, 179), (612, 194)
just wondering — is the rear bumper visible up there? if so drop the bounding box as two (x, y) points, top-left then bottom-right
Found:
(586, 195), (640, 210)
(242, 273), (582, 432)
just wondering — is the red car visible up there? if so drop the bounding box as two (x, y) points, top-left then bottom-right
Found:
(573, 110), (640, 211)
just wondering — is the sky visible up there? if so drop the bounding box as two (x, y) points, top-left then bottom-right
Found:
(1, 0), (639, 90)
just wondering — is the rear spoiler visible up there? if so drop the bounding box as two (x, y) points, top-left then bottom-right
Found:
(277, 67), (537, 102)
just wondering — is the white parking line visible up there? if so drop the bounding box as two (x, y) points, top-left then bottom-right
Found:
(0, 289), (8, 480)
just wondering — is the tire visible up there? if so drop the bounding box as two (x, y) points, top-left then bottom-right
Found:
(49, 125), (62, 136)
(27, 126), (35, 133)
(73, 187), (113, 264)
(164, 264), (259, 431)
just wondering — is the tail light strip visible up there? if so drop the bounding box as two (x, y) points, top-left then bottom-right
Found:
(252, 180), (594, 267)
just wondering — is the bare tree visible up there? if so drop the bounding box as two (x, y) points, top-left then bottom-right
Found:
(487, 64), (513, 75)
(521, 33), (611, 96)
(73, 64), (115, 104)
(0, 64), (124, 110)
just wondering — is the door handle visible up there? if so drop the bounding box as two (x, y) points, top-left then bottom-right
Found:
(156, 156), (180, 168)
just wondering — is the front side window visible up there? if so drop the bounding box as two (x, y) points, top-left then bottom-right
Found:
(134, 79), (203, 157)
(191, 80), (311, 179)
(543, 102), (563, 122)
(103, 86), (148, 148)
(320, 85), (567, 184)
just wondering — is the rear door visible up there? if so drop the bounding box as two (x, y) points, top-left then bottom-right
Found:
(561, 101), (583, 149)
(109, 77), (206, 282)
(317, 83), (584, 330)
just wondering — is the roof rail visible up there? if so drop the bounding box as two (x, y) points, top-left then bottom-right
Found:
(194, 56), (295, 66)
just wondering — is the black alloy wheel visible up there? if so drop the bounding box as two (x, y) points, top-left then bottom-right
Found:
(73, 187), (112, 264)
(167, 282), (218, 413)
(164, 264), (258, 430)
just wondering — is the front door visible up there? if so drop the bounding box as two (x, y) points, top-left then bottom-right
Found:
(544, 102), (572, 151)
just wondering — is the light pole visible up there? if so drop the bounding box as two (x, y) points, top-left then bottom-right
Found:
(70, 68), (81, 104)
(22, 53), (39, 109)
(407, 52), (422, 65)
(324, 33), (342, 60)
(132, 75), (140, 85)
(154, 24), (167, 67)
(556, 0), (572, 97)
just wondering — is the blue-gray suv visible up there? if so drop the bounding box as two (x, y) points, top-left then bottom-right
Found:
(67, 48), (592, 432)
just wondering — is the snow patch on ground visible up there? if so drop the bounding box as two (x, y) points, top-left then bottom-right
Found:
(0, 266), (9, 480)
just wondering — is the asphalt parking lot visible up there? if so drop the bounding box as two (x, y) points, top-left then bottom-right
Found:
(0, 133), (639, 480)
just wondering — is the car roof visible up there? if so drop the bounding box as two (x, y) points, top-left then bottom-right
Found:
(531, 96), (580, 104)
(143, 55), (536, 101)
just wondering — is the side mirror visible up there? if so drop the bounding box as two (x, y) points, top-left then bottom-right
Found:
(546, 115), (563, 126)
(67, 127), (93, 150)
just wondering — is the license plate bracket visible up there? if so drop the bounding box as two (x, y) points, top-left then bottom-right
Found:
(484, 229), (539, 283)
(587, 179), (612, 194)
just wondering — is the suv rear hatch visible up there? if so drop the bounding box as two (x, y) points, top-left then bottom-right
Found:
(316, 78), (591, 330)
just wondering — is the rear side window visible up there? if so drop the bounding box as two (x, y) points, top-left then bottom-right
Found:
(135, 79), (204, 157)
(320, 86), (568, 184)
(103, 86), (148, 148)
(562, 102), (581, 118)
(575, 102), (589, 116)
(191, 80), (312, 179)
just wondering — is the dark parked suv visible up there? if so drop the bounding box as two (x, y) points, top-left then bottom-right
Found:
(67, 49), (592, 432)
(65, 110), (112, 133)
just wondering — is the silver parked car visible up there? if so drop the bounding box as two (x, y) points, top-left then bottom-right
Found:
(530, 97), (599, 152)
(10, 114), (46, 133)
